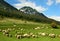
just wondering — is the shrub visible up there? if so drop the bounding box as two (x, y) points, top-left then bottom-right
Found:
(51, 21), (58, 29)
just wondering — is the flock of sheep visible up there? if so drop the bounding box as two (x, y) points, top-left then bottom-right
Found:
(0, 26), (60, 39)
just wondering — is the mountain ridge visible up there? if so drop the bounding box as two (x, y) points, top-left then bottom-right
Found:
(20, 6), (47, 18)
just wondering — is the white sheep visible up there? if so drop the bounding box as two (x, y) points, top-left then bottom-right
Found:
(40, 33), (48, 36)
(2, 30), (9, 35)
(31, 34), (38, 38)
(23, 33), (31, 38)
(29, 32), (33, 36)
(5, 34), (9, 37)
(49, 33), (55, 38)
(34, 27), (40, 30)
(37, 27), (40, 29)
(7, 28), (11, 32)
(23, 33), (28, 37)
(16, 35), (22, 39)
(2, 30), (6, 32)
(40, 33), (46, 36)
(32, 35), (35, 38)
(23, 33), (28, 36)
(35, 28), (38, 30)
(5, 30), (9, 34)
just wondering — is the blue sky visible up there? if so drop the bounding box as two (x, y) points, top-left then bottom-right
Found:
(5, 0), (60, 21)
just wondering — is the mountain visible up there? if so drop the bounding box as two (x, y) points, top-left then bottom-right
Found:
(19, 6), (60, 23)
(0, 0), (60, 24)
(20, 6), (47, 17)
(20, 6), (38, 14)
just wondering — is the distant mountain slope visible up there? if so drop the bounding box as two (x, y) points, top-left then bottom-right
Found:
(19, 6), (60, 23)
(20, 6), (47, 18)
(0, 0), (60, 24)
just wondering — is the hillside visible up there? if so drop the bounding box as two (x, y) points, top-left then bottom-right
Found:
(0, 0), (60, 41)
(0, 0), (60, 24)
(0, 17), (60, 41)
(0, 0), (17, 10)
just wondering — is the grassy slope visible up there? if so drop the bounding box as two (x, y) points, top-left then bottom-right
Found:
(0, 18), (60, 41)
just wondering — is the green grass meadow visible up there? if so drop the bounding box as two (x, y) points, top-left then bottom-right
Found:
(0, 18), (60, 41)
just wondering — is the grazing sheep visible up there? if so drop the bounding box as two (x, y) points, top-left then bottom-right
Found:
(15, 32), (24, 38)
(4, 30), (9, 34)
(40, 33), (47, 36)
(49, 33), (55, 38)
(34, 27), (40, 30)
(37, 27), (40, 29)
(5, 34), (9, 37)
(31, 35), (35, 38)
(29, 33), (33, 36)
(2, 30), (9, 36)
(16, 35), (22, 39)
(32, 34), (38, 38)
(7, 28), (11, 32)
(38, 32), (48, 36)
(2, 30), (6, 32)
(23, 33), (28, 36)
(23, 33), (30, 38)
(35, 28), (38, 30)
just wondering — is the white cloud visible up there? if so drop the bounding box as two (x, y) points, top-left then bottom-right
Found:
(35, 6), (47, 12)
(13, 0), (47, 12)
(18, 0), (27, 3)
(47, 0), (54, 6)
(49, 16), (60, 21)
(56, 0), (60, 4)
(14, 2), (36, 9)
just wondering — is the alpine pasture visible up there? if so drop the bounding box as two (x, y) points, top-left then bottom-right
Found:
(0, 18), (60, 41)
